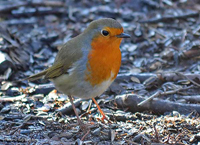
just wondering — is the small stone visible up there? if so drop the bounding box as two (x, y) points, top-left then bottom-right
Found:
(0, 115), (4, 121)
(176, 99), (186, 103)
(172, 111), (180, 117)
(91, 128), (101, 136)
(60, 137), (69, 143)
(45, 15), (58, 22)
(75, 138), (83, 145)
(0, 105), (11, 113)
(60, 132), (73, 139)
(97, 141), (111, 145)
(127, 44), (137, 52)
(32, 94), (44, 100)
(20, 129), (32, 135)
(81, 101), (90, 111)
(1, 82), (12, 91)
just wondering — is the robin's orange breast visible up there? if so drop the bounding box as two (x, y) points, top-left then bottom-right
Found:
(85, 32), (122, 86)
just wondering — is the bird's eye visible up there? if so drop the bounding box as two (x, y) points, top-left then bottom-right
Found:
(101, 30), (109, 36)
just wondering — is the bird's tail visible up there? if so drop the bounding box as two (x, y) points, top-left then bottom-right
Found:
(25, 69), (48, 81)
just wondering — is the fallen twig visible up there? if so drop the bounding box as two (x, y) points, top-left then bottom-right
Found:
(176, 72), (200, 87)
(0, 94), (25, 102)
(179, 95), (200, 103)
(139, 12), (199, 24)
(116, 73), (200, 85)
(116, 93), (200, 114)
(0, 0), (65, 14)
(137, 91), (161, 106)
(138, 85), (194, 106)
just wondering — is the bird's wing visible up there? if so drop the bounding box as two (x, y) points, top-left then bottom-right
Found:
(44, 62), (65, 79)
(27, 37), (84, 81)
(45, 39), (83, 79)
(26, 69), (48, 81)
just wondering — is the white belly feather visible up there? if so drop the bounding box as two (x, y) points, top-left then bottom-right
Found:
(52, 71), (115, 99)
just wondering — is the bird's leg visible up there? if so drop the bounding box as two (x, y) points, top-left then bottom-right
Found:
(92, 98), (112, 123)
(68, 96), (89, 131)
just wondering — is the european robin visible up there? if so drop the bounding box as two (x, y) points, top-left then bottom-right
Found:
(27, 18), (130, 130)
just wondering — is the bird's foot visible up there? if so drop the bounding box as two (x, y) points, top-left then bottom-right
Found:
(101, 114), (112, 123)
(79, 121), (89, 131)
(68, 95), (90, 140)
(92, 98), (112, 123)
(78, 121), (90, 141)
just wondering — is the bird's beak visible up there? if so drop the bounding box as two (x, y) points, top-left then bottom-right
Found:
(116, 33), (131, 38)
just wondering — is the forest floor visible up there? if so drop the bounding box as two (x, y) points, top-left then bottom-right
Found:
(0, 0), (200, 144)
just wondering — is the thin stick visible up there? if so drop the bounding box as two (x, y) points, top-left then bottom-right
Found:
(138, 85), (193, 106)
(68, 95), (82, 125)
(176, 72), (200, 87)
(137, 91), (161, 106)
